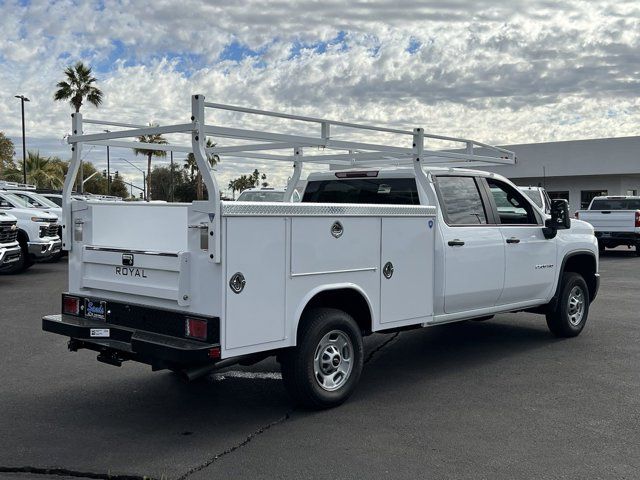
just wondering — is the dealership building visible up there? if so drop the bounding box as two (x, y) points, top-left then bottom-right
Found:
(483, 136), (640, 210)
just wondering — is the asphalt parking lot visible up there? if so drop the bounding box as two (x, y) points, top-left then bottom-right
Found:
(1, 251), (639, 480)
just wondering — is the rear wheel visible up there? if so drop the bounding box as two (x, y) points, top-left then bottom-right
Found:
(598, 241), (605, 254)
(546, 272), (589, 338)
(635, 243), (640, 256)
(281, 308), (363, 409)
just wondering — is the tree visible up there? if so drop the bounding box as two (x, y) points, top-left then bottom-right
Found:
(81, 161), (107, 194)
(5, 151), (66, 189)
(110, 172), (130, 199)
(184, 138), (219, 200)
(53, 62), (103, 113)
(228, 169), (266, 198)
(0, 132), (16, 178)
(134, 125), (167, 200)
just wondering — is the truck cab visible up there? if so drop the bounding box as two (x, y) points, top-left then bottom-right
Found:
(577, 196), (640, 254)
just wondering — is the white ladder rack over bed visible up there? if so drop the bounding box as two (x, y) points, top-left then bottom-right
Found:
(63, 93), (516, 263)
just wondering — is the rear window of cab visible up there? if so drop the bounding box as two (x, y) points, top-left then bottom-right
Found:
(302, 178), (420, 205)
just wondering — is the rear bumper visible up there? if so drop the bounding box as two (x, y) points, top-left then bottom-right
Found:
(0, 243), (21, 266)
(28, 239), (61, 258)
(595, 232), (640, 242)
(43, 314), (221, 368)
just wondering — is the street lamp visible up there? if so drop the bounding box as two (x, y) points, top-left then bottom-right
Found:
(104, 130), (111, 195)
(14, 95), (30, 184)
(116, 157), (147, 200)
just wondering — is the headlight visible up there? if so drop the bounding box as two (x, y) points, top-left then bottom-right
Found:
(31, 217), (50, 222)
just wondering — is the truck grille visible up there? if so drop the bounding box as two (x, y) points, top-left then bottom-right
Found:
(0, 221), (18, 244)
(40, 223), (59, 238)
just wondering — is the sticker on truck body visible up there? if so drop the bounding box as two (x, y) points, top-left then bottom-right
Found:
(90, 328), (110, 338)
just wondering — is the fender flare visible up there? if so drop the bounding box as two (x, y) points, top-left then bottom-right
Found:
(293, 282), (376, 341)
(548, 250), (598, 310)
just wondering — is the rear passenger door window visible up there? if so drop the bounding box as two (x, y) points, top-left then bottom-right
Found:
(435, 176), (488, 225)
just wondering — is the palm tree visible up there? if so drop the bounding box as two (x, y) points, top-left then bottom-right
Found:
(134, 125), (168, 201)
(184, 138), (219, 200)
(4, 151), (65, 189)
(53, 62), (103, 113)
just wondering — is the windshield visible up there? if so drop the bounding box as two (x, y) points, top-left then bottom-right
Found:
(520, 189), (543, 208)
(0, 192), (36, 208)
(590, 199), (640, 210)
(237, 191), (285, 202)
(14, 192), (59, 209)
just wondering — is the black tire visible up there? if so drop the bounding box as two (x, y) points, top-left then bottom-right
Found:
(635, 244), (640, 256)
(281, 308), (363, 409)
(598, 241), (605, 254)
(546, 272), (590, 338)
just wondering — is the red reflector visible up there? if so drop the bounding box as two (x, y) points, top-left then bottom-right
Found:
(62, 296), (80, 315)
(208, 347), (221, 359)
(635, 211), (640, 228)
(335, 170), (379, 178)
(185, 317), (207, 341)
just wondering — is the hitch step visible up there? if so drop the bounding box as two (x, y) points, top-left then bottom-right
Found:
(97, 351), (125, 367)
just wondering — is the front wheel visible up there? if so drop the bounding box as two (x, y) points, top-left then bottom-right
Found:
(281, 308), (363, 409)
(546, 272), (590, 338)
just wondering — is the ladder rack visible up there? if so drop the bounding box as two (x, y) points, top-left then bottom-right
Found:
(62, 93), (516, 262)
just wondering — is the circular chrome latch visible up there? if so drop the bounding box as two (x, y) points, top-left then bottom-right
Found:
(229, 272), (246, 294)
(383, 262), (394, 279)
(331, 221), (344, 238)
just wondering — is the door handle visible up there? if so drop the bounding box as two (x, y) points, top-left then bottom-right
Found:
(506, 237), (520, 244)
(448, 239), (465, 247)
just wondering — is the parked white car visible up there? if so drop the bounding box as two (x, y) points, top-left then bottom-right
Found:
(0, 211), (22, 272)
(577, 196), (640, 254)
(0, 191), (61, 271)
(42, 96), (600, 409)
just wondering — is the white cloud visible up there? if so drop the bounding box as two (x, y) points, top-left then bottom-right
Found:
(0, 0), (639, 193)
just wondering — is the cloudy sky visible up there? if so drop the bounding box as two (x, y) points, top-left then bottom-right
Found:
(1, 0), (639, 193)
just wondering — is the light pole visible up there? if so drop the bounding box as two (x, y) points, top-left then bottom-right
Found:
(14, 95), (30, 184)
(170, 151), (174, 202)
(116, 157), (147, 200)
(104, 130), (111, 195)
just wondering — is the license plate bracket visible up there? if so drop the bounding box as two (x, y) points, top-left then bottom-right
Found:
(85, 299), (107, 320)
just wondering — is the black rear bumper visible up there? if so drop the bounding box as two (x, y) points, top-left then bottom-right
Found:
(43, 314), (221, 368)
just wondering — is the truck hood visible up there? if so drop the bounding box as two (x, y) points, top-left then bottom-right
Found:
(0, 211), (18, 222)
(1, 207), (58, 221)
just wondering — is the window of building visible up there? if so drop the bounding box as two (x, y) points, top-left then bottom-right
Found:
(435, 176), (487, 225)
(581, 190), (608, 209)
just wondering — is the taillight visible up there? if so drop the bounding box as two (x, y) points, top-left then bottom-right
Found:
(185, 317), (208, 341)
(62, 295), (80, 315)
(635, 211), (640, 228)
(575, 211), (579, 219)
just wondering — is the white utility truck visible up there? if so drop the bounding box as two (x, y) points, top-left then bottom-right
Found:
(0, 211), (22, 271)
(577, 196), (640, 255)
(43, 95), (599, 408)
(0, 186), (61, 273)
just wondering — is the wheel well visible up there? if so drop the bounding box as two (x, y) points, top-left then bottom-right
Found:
(299, 288), (372, 338)
(17, 229), (29, 245)
(562, 253), (597, 301)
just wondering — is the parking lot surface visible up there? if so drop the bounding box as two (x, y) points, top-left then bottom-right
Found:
(1, 251), (639, 479)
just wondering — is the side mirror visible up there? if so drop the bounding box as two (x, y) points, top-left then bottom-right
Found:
(543, 199), (571, 239)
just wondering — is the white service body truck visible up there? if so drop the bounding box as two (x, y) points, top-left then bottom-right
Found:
(0, 189), (61, 272)
(577, 196), (640, 255)
(43, 96), (599, 408)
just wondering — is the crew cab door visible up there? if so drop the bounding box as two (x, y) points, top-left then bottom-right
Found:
(434, 175), (505, 314)
(481, 178), (557, 304)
